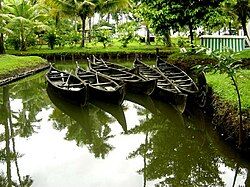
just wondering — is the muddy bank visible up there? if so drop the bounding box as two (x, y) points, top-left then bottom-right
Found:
(0, 64), (49, 86)
(12, 51), (173, 62)
(204, 87), (250, 155)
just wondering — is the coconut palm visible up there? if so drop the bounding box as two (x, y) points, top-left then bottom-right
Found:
(4, 0), (47, 50)
(50, 0), (130, 47)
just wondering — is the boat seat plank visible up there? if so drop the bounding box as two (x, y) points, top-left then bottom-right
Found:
(157, 83), (171, 86)
(174, 79), (191, 83)
(144, 75), (162, 78)
(179, 83), (193, 87)
(111, 73), (129, 77)
(78, 74), (95, 78)
(92, 82), (112, 86)
(58, 83), (83, 88)
(168, 75), (186, 79)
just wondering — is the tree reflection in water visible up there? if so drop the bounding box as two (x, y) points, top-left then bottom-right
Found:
(127, 99), (229, 186)
(0, 70), (249, 186)
(0, 86), (33, 187)
(0, 73), (52, 186)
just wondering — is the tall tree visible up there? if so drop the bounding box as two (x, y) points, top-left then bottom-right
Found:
(51, 0), (129, 47)
(134, 0), (222, 45)
(233, 0), (250, 40)
(5, 0), (47, 51)
(0, 0), (5, 54)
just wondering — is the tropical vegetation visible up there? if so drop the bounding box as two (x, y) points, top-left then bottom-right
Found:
(0, 0), (249, 54)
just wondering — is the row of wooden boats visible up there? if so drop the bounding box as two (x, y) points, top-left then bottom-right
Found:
(45, 56), (206, 112)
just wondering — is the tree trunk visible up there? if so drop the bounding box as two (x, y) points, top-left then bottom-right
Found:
(241, 19), (250, 41)
(188, 22), (194, 46)
(80, 15), (86, 47)
(20, 22), (26, 51)
(145, 25), (150, 45)
(231, 75), (243, 148)
(163, 30), (172, 47)
(229, 21), (232, 35)
(88, 17), (92, 43)
(3, 86), (12, 187)
(0, 33), (5, 54)
(0, 0), (5, 54)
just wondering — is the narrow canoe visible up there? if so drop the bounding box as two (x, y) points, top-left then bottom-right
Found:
(76, 66), (125, 105)
(156, 57), (199, 94)
(45, 66), (88, 106)
(88, 59), (156, 95)
(133, 58), (187, 113)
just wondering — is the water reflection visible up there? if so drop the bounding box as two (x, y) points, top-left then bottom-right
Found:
(47, 87), (127, 158)
(0, 86), (33, 186)
(0, 69), (249, 186)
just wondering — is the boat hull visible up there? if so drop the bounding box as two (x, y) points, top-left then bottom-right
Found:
(88, 84), (125, 105)
(45, 66), (88, 106)
(88, 60), (156, 95)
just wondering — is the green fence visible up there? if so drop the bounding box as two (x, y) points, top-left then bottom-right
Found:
(200, 35), (246, 52)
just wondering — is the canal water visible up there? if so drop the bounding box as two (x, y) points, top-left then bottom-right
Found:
(0, 61), (249, 187)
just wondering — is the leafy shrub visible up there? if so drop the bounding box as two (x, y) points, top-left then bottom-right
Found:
(6, 36), (20, 50)
(44, 31), (57, 50)
(117, 21), (139, 47)
(92, 20), (114, 48)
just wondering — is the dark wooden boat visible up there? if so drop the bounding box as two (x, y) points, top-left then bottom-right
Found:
(45, 66), (88, 106)
(156, 57), (199, 94)
(76, 65), (125, 105)
(88, 58), (156, 95)
(92, 56), (133, 72)
(133, 58), (187, 113)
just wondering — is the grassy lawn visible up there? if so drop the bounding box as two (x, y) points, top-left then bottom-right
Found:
(0, 54), (47, 79)
(206, 69), (250, 110)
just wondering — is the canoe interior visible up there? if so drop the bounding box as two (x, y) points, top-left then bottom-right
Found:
(134, 59), (180, 94)
(77, 68), (122, 92)
(156, 57), (199, 94)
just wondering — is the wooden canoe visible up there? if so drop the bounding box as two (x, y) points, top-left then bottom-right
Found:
(45, 66), (88, 106)
(156, 57), (199, 94)
(133, 58), (187, 113)
(88, 58), (156, 95)
(92, 55), (133, 72)
(76, 66), (125, 105)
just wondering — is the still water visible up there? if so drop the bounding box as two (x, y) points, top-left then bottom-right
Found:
(0, 62), (249, 187)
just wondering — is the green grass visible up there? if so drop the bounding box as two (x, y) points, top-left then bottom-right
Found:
(0, 54), (47, 79)
(235, 48), (250, 59)
(206, 70), (250, 110)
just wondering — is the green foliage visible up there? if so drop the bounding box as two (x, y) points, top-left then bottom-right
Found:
(44, 31), (57, 50)
(134, 0), (222, 44)
(117, 21), (139, 47)
(5, 36), (20, 50)
(206, 70), (250, 110)
(92, 21), (114, 47)
(68, 30), (81, 47)
(92, 29), (112, 48)
(3, 0), (47, 51)
(196, 49), (241, 77)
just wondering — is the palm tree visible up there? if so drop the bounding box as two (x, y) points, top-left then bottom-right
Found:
(50, 0), (96, 47)
(50, 0), (130, 47)
(5, 0), (47, 50)
(0, 0), (5, 54)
